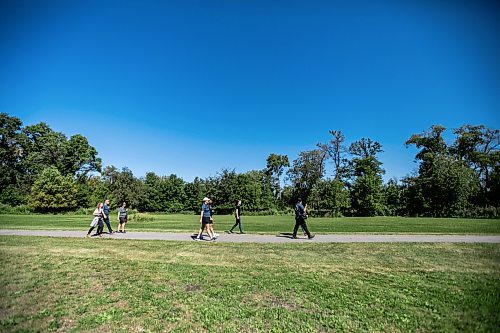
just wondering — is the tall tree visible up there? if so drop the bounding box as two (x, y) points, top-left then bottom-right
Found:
(265, 153), (289, 204)
(317, 130), (348, 181)
(451, 125), (499, 205)
(405, 125), (447, 174)
(22, 123), (101, 178)
(348, 138), (386, 216)
(0, 113), (27, 204)
(405, 125), (483, 216)
(287, 149), (326, 203)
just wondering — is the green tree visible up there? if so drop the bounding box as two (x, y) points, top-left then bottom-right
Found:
(384, 178), (402, 216)
(237, 170), (275, 212)
(451, 125), (499, 205)
(348, 138), (386, 216)
(405, 125), (483, 216)
(28, 167), (78, 212)
(317, 130), (349, 180)
(411, 156), (480, 217)
(22, 123), (101, 178)
(287, 149), (326, 203)
(405, 125), (447, 174)
(0, 113), (27, 205)
(184, 177), (206, 213)
(102, 166), (145, 209)
(309, 179), (350, 217)
(265, 153), (290, 205)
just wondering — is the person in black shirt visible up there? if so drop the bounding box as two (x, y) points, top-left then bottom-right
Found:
(228, 200), (245, 234)
(292, 198), (314, 239)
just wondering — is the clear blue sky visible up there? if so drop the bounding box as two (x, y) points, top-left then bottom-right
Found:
(1, 0), (499, 181)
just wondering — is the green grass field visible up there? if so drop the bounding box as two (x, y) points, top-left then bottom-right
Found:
(1, 214), (500, 234)
(1, 236), (499, 332)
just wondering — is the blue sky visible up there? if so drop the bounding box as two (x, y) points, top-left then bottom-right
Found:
(1, 0), (499, 182)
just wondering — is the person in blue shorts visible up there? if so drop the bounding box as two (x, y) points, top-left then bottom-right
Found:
(195, 197), (215, 241)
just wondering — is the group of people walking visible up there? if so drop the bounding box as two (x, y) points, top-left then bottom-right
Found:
(85, 197), (314, 241)
(86, 199), (128, 237)
(193, 197), (314, 241)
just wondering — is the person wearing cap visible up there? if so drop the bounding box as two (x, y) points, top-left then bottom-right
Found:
(194, 197), (215, 241)
(292, 198), (315, 239)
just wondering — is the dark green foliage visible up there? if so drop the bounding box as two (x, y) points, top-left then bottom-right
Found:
(404, 125), (488, 217)
(102, 166), (145, 209)
(28, 167), (78, 212)
(384, 178), (403, 216)
(1, 113), (498, 217)
(265, 153), (290, 207)
(347, 138), (386, 216)
(183, 177), (206, 212)
(287, 149), (326, 203)
(142, 172), (187, 212)
(350, 173), (386, 216)
(309, 179), (350, 217)
(0, 113), (101, 207)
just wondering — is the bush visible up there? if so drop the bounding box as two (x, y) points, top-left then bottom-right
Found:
(308, 209), (344, 218)
(455, 206), (500, 219)
(0, 204), (35, 214)
(129, 212), (155, 222)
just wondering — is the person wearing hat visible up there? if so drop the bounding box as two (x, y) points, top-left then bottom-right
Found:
(195, 197), (215, 241)
(292, 198), (315, 239)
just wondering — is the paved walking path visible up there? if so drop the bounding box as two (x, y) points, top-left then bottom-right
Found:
(1, 229), (500, 243)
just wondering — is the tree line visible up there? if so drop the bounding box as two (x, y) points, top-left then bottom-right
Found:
(1, 113), (498, 217)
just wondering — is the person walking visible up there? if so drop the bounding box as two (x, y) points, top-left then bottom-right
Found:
(195, 197), (215, 241)
(228, 200), (244, 234)
(292, 198), (315, 239)
(117, 202), (128, 233)
(86, 202), (105, 238)
(103, 199), (114, 234)
(207, 199), (219, 239)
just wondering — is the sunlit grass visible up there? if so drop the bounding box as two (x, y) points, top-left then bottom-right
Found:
(1, 236), (499, 332)
(0, 214), (499, 234)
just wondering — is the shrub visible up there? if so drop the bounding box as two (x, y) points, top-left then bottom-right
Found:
(0, 204), (35, 214)
(129, 212), (155, 222)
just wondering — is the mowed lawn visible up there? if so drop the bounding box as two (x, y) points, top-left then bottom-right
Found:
(0, 236), (499, 332)
(1, 214), (500, 234)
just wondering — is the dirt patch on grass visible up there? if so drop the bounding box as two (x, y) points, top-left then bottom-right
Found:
(185, 283), (203, 293)
(56, 317), (75, 332)
(247, 292), (299, 311)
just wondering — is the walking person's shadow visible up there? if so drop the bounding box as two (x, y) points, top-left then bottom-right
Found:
(276, 232), (294, 239)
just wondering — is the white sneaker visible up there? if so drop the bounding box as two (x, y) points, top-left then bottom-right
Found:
(194, 237), (201, 241)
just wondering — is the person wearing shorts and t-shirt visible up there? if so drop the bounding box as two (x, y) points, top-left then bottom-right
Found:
(195, 197), (214, 241)
(117, 202), (127, 233)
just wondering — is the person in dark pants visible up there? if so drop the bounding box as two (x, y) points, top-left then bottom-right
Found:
(103, 199), (114, 234)
(292, 198), (315, 239)
(228, 200), (244, 234)
(86, 202), (105, 238)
